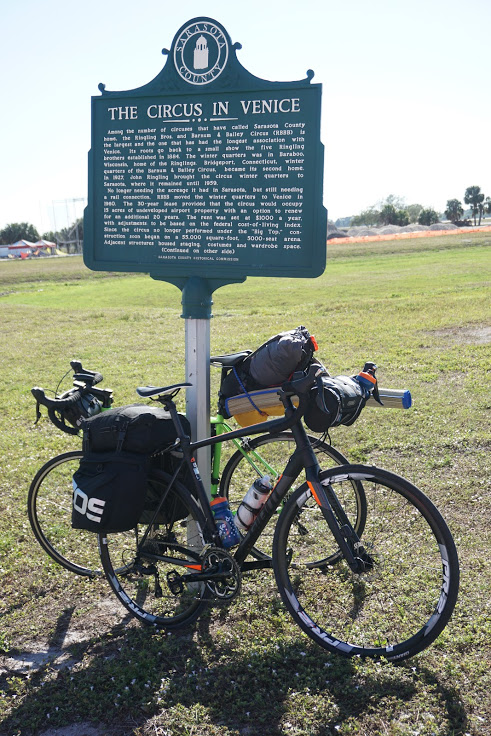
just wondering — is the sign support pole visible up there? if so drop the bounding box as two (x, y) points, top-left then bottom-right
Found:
(182, 277), (213, 497)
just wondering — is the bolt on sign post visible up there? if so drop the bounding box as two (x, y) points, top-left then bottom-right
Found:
(84, 17), (327, 490)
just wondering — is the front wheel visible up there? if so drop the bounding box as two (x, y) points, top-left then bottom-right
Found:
(273, 465), (459, 661)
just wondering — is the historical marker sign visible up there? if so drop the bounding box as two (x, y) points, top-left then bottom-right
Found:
(84, 17), (327, 284)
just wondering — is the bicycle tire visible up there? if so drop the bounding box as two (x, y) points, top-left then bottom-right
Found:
(220, 432), (366, 560)
(99, 471), (211, 629)
(273, 464), (460, 661)
(28, 450), (103, 578)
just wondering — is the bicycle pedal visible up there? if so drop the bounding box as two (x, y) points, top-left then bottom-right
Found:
(166, 569), (184, 595)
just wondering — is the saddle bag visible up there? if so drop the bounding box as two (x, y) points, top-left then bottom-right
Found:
(248, 326), (317, 387)
(304, 375), (367, 432)
(219, 326), (318, 423)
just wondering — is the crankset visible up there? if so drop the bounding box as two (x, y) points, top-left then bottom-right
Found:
(200, 546), (242, 602)
(164, 547), (241, 603)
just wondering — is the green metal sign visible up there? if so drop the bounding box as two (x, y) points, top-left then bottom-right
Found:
(84, 17), (326, 292)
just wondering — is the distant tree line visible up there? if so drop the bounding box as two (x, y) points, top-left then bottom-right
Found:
(347, 186), (490, 228)
(0, 219), (83, 253)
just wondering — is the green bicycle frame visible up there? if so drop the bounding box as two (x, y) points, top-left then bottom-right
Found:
(210, 412), (282, 497)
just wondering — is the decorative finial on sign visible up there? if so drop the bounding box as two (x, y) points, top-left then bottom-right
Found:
(306, 69), (315, 80)
(98, 83), (106, 92)
(162, 48), (169, 56)
(233, 42), (242, 51)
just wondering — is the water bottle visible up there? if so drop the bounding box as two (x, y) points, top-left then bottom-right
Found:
(235, 476), (272, 531)
(211, 497), (241, 548)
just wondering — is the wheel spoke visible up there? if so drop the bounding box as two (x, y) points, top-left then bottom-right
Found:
(28, 451), (103, 577)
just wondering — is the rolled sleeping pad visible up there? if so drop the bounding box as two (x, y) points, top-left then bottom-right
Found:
(366, 388), (412, 409)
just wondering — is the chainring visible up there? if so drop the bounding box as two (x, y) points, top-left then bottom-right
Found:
(200, 546), (241, 602)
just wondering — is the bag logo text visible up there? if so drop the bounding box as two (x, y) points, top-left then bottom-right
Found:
(72, 481), (106, 523)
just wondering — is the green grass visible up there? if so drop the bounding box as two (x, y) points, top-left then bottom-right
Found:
(0, 232), (490, 736)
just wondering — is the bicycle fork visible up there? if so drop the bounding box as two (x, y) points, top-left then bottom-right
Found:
(306, 468), (373, 574)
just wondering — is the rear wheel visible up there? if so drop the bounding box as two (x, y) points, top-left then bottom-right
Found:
(220, 433), (366, 560)
(273, 465), (459, 661)
(99, 472), (211, 629)
(28, 451), (102, 577)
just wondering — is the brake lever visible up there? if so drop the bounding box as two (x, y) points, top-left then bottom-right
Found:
(358, 362), (384, 405)
(282, 363), (324, 397)
(34, 401), (42, 425)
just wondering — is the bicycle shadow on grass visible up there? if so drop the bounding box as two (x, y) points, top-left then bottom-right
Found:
(0, 607), (469, 736)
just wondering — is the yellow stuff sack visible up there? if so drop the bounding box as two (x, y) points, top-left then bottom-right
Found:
(225, 388), (298, 427)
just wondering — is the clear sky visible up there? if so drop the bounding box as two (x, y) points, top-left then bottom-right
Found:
(1, 0), (490, 233)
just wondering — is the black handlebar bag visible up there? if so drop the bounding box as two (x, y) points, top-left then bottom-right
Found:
(72, 452), (149, 533)
(304, 375), (367, 432)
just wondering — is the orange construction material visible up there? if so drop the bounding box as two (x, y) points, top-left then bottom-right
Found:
(333, 225), (491, 244)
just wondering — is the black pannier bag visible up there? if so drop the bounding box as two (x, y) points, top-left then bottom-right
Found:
(72, 453), (149, 533)
(219, 326), (318, 416)
(142, 448), (194, 525)
(304, 375), (367, 432)
(72, 405), (192, 532)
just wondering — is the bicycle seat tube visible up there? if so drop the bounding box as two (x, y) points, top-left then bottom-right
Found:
(233, 394), (310, 566)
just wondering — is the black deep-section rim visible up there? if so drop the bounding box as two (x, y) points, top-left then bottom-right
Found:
(272, 464), (460, 661)
(28, 450), (102, 577)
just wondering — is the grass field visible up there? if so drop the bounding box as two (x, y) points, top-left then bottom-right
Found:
(0, 232), (490, 736)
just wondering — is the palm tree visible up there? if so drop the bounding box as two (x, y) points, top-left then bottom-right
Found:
(445, 199), (464, 223)
(464, 186), (485, 226)
(418, 208), (440, 226)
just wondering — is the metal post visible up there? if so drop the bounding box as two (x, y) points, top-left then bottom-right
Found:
(181, 277), (214, 497)
(185, 318), (211, 496)
(179, 276), (244, 497)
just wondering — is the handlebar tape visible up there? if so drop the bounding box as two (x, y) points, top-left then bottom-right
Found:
(72, 371), (103, 386)
(47, 406), (80, 435)
(31, 386), (83, 409)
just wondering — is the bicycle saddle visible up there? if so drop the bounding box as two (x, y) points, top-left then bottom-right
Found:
(136, 382), (192, 398)
(210, 351), (252, 367)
